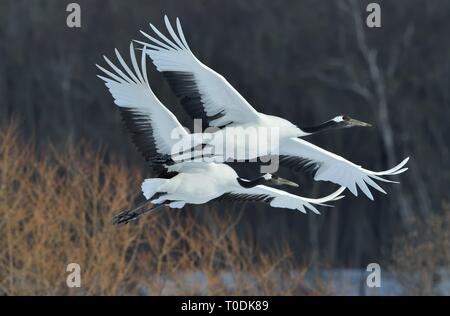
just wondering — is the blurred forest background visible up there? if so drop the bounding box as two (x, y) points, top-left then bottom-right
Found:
(0, 0), (449, 295)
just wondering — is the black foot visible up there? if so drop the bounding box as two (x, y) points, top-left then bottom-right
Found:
(112, 209), (140, 225)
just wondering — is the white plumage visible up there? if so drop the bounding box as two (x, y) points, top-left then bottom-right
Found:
(97, 45), (346, 223)
(138, 15), (409, 200)
(97, 45), (190, 158)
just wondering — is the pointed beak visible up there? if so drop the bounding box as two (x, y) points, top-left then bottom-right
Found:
(348, 118), (372, 127)
(271, 177), (299, 187)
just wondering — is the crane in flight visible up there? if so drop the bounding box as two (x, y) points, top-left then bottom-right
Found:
(96, 44), (346, 224)
(136, 16), (409, 201)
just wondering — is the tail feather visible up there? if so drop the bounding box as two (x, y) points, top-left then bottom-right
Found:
(141, 178), (166, 200)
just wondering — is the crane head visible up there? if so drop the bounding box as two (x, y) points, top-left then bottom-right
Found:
(333, 115), (372, 128)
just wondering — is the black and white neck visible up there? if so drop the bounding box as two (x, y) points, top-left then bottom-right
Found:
(299, 115), (371, 136)
(237, 174), (272, 188)
(300, 116), (346, 136)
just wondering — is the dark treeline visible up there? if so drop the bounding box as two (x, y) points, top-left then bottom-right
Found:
(0, 0), (448, 267)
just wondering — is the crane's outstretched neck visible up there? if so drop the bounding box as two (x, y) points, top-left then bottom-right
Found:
(237, 175), (268, 188)
(237, 174), (299, 188)
(300, 119), (339, 135)
(300, 115), (372, 135)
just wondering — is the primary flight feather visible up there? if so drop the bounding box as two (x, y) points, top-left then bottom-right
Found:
(137, 15), (409, 200)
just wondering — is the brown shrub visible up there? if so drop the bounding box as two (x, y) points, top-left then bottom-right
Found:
(0, 121), (319, 295)
(390, 204), (450, 295)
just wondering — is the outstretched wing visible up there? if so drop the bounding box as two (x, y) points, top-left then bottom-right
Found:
(280, 137), (409, 200)
(217, 186), (346, 214)
(97, 43), (189, 162)
(136, 15), (261, 129)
